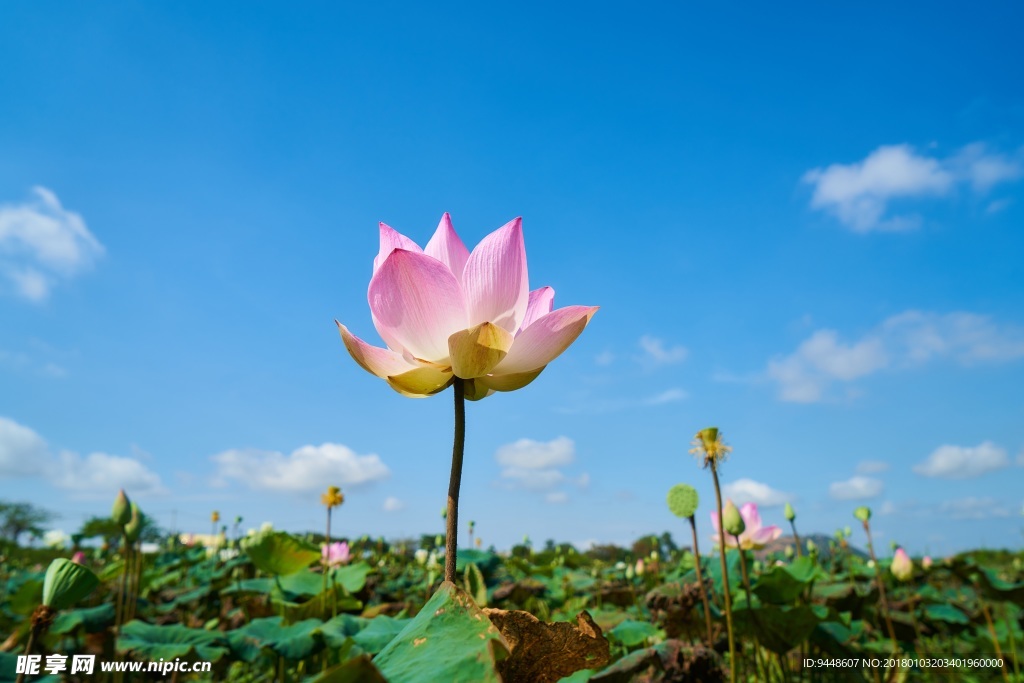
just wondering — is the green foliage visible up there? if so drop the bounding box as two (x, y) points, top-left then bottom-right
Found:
(0, 501), (55, 544)
(241, 530), (320, 576)
(42, 558), (99, 610)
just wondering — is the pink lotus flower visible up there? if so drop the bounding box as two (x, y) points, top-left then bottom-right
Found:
(710, 502), (782, 550)
(891, 548), (913, 581)
(71, 551), (86, 565)
(337, 214), (598, 400)
(922, 555), (933, 570)
(322, 541), (350, 567)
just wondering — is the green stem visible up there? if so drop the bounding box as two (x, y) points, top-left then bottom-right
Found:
(979, 598), (1010, 683)
(863, 521), (898, 649)
(735, 539), (766, 683)
(14, 627), (37, 683)
(710, 463), (737, 683)
(790, 520), (802, 558)
(688, 515), (714, 646)
(444, 378), (466, 585)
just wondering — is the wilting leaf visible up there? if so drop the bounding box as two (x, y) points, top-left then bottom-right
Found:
(484, 608), (609, 683)
(242, 531), (320, 576)
(118, 621), (228, 662)
(42, 559), (99, 611)
(590, 639), (724, 683)
(374, 581), (509, 683)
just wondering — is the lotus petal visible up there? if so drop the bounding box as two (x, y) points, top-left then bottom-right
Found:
(447, 322), (514, 378)
(494, 306), (598, 375)
(374, 223), (422, 273)
(369, 249), (468, 362)
(462, 217), (528, 334)
(520, 286), (555, 333)
(477, 367), (545, 393)
(387, 365), (454, 397)
(337, 322), (419, 378)
(424, 213), (470, 285)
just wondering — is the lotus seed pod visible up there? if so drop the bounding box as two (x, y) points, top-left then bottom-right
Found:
(698, 427), (719, 449)
(124, 503), (142, 543)
(667, 484), (700, 518)
(722, 500), (745, 536)
(783, 502), (795, 521)
(111, 489), (132, 527)
(854, 506), (871, 523)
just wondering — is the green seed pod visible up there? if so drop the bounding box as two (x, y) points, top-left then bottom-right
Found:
(854, 506), (871, 523)
(666, 484), (700, 518)
(722, 500), (745, 536)
(784, 502), (796, 522)
(111, 489), (132, 527)
(698, 427), (720, 449)
(124, 503), (142, 543)
(43, 558), (99, 611)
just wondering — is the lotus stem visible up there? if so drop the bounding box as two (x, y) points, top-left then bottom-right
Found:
(864, 524), (897, 651)
(735, 539), (766, 682)
(688, 514), (714, 646)
(789, 520), (802, 558)
(979, 599), (1010, 683)
(14, 627), (37, 683)
(710, 462), (737, 683)
(444, 377), (466, 585)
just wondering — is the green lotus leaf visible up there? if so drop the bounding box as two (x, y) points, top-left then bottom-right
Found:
(50, 603), (116, 635)
(606, 619), (662, 648)
(331, 561), (373, 594)
(666, 484), (699, 519)
(464, 562), (487, 606)
(374, 581), (509, 683)
(43, 559), (99, 611)
(753, 556), (826, 604)
(226, 617), (324, 662)
(923, 604), (970, 625)
(118, 621), (228, 662)
(242, 531), (320, 576)
(310, 654), (388, 683)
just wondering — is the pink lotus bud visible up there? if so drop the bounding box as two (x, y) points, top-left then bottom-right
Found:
(891, 548), (913, 581)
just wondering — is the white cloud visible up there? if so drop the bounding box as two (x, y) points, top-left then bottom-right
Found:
(939, 496), (1011, 520)
(722, 478), (789, 507)
(856, 460), (890, 474)
(913, 441), (1009, 479)
(0, 187), (104, 302)
(594, 350), (615, 366)
(545, 491), (569, 504)
(638, 336), (688, 365)
(212, 443), (390, 493)
(765, 311), (1024, 402)
(644, 388), (687, 405)
(495, 436), (574, 469)
(0, 415), (164, 495)
(51, 450), (166, 496)
(382, 496), (405, 512)
(829, 476), (884, 501)
(500, 467), (565, 491)
(803, 143), (1022, 232)
(0, 416), (49, 476)
(879, 500), (898, 516)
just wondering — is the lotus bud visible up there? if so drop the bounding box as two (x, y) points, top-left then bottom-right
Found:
(889, 540), (898, 553)
(71, 551), (86, 565)
(922, 556), (933, 570)
(415, 548), (429, 565)
(475, 537), (482, 548)
(211, 510), (220, 524)
(854, 506), (871, 523)
(124, 503), (142, 543)
(441, 507), (447, 519)
(785, 545), (795, 559)
(844, 526), (852, 538)
(434, 534), (443, 548)
(722, 500), (745, 537)
(235, 515), (243, 525)
(784, 502), (795, 522)
(891, 548), (913, 581)
(806, 539), (817, 553)
(111, 489), (132, 527)
(635, 559), (645, 576)
(625, 564), (635, 580)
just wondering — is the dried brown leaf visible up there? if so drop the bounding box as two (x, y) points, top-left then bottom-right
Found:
(484, 608), (610, 683)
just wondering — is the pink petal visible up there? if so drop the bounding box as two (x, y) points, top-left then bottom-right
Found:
(337, 321), (419, 379)
(492, 305), (598, 375)
(373, 223), (423, 274)
(710, 510), (720, 533)
(750, 525), (782, 546)
(462, 217), (529, 334)
(519, 286), (555, 333)
(740, 503), (762, 531)
(369, 249), (468, 362)
(424, 213), (470, 286)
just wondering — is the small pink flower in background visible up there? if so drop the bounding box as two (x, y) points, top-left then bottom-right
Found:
(71, 551), (86, 565)
(635, 559), (645, 576)
(322, 541), (350, 567)
(922, 555), (933, 570)
(891, 548), (913, 581)
(337, 214), (598, 400)
(711, 502), (782, 550)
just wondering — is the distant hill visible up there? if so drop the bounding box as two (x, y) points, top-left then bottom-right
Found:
(758, 533), (869, 561)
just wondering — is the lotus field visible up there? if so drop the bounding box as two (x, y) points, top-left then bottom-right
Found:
(3, 216), (1022, 683)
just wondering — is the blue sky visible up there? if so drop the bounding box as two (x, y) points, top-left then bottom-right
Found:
(1, 2), (1022, 556)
